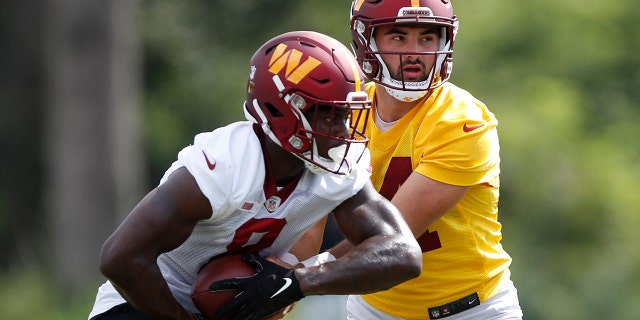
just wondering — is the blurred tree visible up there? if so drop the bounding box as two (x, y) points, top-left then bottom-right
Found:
(140, 0), (305, 181)
(43, 0), (144, 295)
(0, 0), (46, 270)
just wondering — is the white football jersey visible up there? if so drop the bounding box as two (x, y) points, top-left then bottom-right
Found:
(89, 121), (371, 318)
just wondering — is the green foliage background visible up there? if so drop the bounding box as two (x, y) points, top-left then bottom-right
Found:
(1, 0), (639, 319)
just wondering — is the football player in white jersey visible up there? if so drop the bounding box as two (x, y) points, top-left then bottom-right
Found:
(87, 31), (421, 320)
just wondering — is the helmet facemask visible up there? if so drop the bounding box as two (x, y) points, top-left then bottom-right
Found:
(291, 91), (371, 176)
(245, 88), (371, 176)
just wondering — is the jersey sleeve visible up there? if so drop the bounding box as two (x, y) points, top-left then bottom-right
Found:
(159, 122), (265, 221)
(415, 91), (500, 187)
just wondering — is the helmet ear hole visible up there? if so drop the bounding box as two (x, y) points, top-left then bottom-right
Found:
(264, 103), (282, 117)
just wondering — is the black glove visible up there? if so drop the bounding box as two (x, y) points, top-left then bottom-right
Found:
(209, 253), (304, 320)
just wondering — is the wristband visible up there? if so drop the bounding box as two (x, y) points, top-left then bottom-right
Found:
(300, 252), (336, 267)
(279, 252), (300, 266)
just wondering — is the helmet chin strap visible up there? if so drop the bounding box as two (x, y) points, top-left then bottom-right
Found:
(304, 143), (363, 176)
(328, 144), (348, 162)
(384, 84), (429, 103)
(303, 146), (334, 175)
(304, 144), (347, 174)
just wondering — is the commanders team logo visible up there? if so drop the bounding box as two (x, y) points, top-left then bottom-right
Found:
(267, 43), (321, 84)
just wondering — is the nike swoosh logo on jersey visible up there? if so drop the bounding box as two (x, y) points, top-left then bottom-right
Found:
(468, 298), (477, 305)
(270, 278), (292, 298)
(463, 123), (484, 132)
(202, 150), (216, 170)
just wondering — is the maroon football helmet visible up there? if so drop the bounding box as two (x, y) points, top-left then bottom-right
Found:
(244, 31), (371, 175)
(350, 0), (458, 102)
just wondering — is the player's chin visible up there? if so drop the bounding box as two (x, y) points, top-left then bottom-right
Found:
(401, 73), (427, 82)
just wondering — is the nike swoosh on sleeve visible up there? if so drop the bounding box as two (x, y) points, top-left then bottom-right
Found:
(462, 123), (485, 132)
(202, 150), (216, 170)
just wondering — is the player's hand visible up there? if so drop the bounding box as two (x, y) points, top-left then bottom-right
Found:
(263, 302), (297, 320)
(209, 253), (304, 320)
(262, 255), (298, 319)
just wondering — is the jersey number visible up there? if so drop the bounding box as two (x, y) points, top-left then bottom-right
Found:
(226, 218), (287, 253)
(380, 157), (442, 253)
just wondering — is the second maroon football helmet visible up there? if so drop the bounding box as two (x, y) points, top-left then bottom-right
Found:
(350, 0), (459, 102)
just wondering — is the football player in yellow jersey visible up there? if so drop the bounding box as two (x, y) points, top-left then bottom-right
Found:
(315, 1), (524, 319)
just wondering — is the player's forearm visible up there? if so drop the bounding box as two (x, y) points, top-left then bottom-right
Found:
(114, 280), (191, 320)
(295, 235), (421, 296)
(326, 239), (354, 259)
(102, 259), (192, 320)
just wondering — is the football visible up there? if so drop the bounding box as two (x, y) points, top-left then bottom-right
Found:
(191, 253), (258, 319)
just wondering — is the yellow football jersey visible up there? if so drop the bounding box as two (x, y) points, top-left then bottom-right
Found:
(359, 82), (513, 320)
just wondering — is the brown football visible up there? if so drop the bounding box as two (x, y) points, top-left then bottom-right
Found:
(191, 253), (258, 319)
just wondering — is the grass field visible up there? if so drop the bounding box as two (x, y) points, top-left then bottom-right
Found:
(0, 267), (95, 319)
